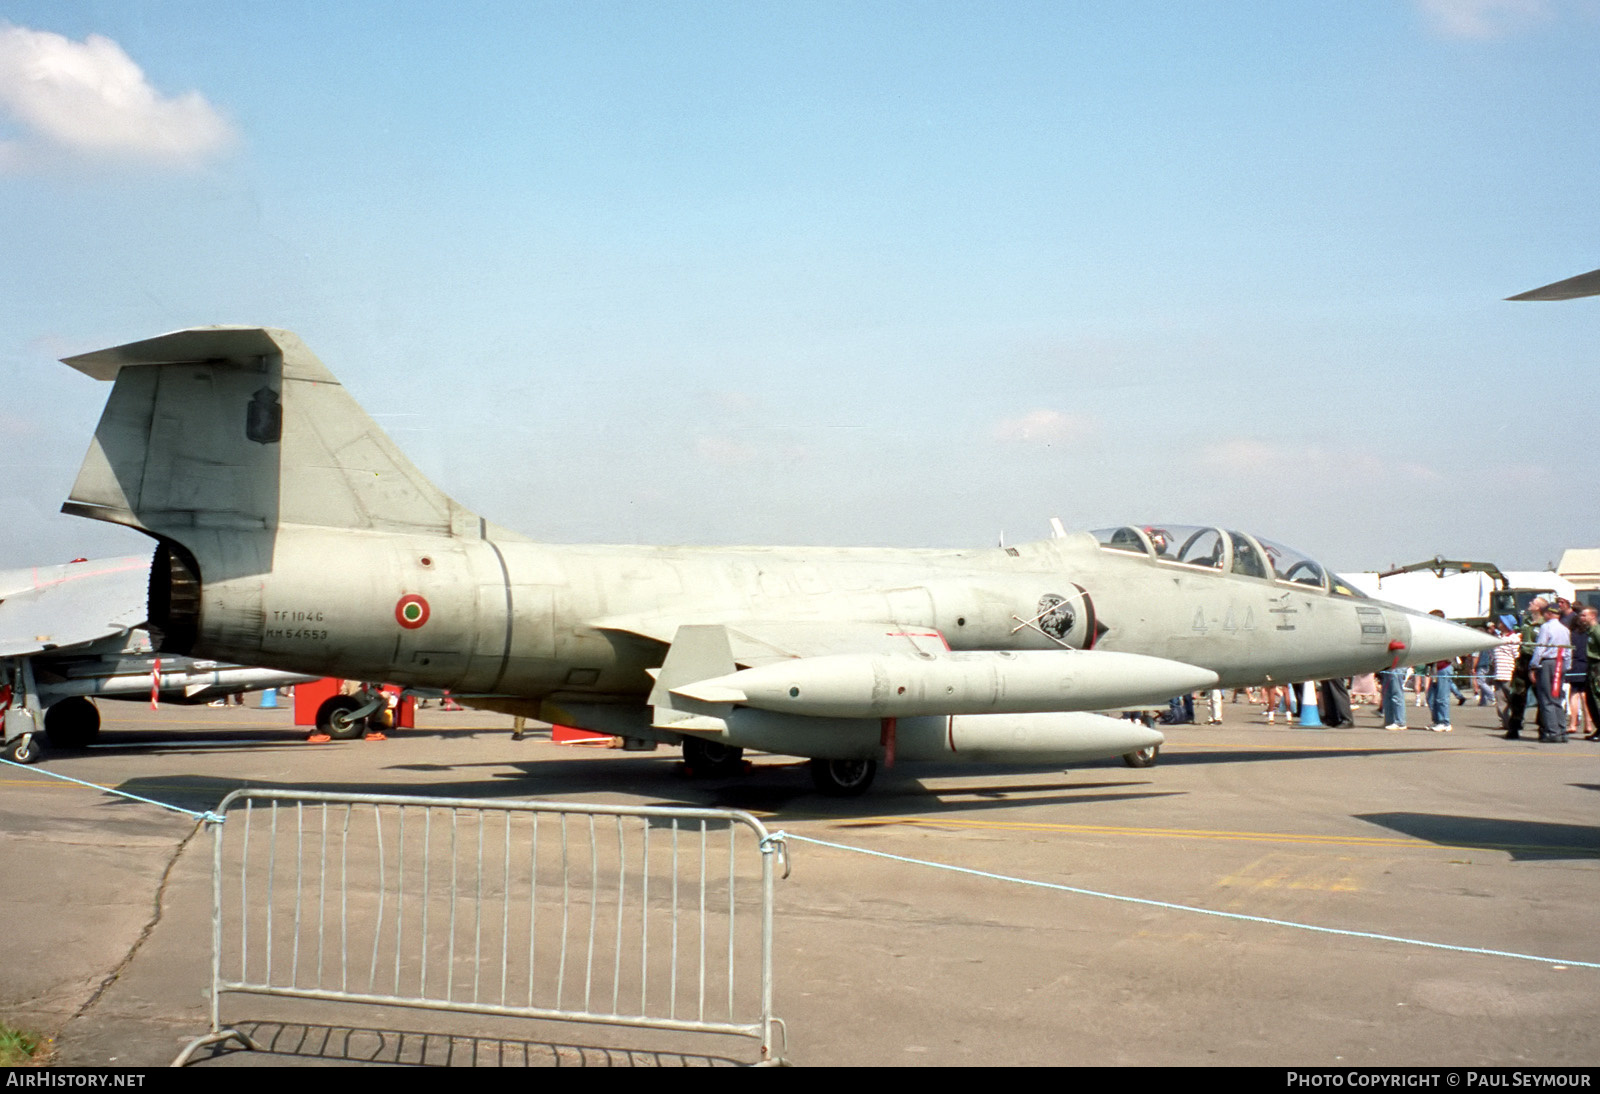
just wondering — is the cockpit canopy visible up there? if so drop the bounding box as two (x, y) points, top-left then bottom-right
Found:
(1091, 525), (1364, 597)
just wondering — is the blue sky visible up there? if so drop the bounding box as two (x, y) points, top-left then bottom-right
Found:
(1, 1), (1595, 573)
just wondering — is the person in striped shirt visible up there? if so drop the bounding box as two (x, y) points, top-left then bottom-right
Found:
(1491, 623), (1519, 728)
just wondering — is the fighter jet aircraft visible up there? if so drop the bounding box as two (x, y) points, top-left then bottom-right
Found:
(52, 327), (1496, 793)
(0, 555), (317, 762)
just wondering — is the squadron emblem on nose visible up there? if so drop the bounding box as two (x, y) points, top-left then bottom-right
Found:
(1037, 594), (1074, 640)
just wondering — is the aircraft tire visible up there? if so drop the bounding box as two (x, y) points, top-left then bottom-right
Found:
(317, 695), (368, 740)
(1122, 744), (1160, 768)
(809, 757), (877, 796)
(681, 737), (744, 776)
(44, 697), (101, 749)
(2, 732), (42, 765)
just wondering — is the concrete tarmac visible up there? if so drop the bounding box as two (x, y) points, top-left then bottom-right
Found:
(1, 694), (1596, 1067)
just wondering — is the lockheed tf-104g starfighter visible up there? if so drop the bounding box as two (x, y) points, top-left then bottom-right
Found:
(41, 327), (1495, 793)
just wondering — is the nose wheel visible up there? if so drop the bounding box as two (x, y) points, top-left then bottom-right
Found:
(2, 733), (42, 765)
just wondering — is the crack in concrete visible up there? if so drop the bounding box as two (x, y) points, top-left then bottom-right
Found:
(72, 818), (206, 1020)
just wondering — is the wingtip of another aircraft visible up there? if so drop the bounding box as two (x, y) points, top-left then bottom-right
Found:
(1506, 267), (1600, 301)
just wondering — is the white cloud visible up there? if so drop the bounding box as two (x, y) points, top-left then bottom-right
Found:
(993, 409), (1097, 445)
(706, 390), (764, 416)
(693, 434), (809, 467)
(1415, 0), (1553, 39)
(695, 436), (762, 465)
(1199, 437), (1446, 487)
(1199, 437), (1281, 475)
(0, 23), (235, 168)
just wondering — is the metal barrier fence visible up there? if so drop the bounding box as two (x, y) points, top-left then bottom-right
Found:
(174, 790), (788, 1065)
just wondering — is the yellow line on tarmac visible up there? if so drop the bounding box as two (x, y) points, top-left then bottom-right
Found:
(1171, 740), (1430, 753)
(851, 815), (1417, 847)
(98, 719), (294, 729)
(1170, 740), (1582, 758)
(846, 815), (1599, 856)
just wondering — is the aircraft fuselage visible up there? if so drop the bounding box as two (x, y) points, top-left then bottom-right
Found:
(175, 525), (1414, 708)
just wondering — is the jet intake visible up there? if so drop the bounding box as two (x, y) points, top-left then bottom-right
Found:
(672, 649), (1218, 719)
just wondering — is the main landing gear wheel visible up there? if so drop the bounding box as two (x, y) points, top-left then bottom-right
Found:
(2, 733), (42, 765)
(44, 697), (101, 749)
(316, 695), (369, 740)
(1122, 744), (1160, 768)
(809, 757), (877, 797)
(681, 737), (745, 776)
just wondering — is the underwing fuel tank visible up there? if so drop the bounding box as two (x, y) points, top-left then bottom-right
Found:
(902, 711), (1164, 764)
(708, 706), (1164, 765)
(673, 649), (1219, 719)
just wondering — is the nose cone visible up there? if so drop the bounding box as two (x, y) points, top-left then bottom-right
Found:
(1400, 611), (1500, 666)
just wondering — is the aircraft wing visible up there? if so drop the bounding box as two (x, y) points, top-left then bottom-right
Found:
(0, 557), (150, 658)
(596, 616), (948, 667)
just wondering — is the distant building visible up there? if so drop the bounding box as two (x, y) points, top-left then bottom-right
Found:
(1556, 549), (1600, 608)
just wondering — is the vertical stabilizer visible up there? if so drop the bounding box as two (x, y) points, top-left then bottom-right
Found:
(62, 327), (482, 557)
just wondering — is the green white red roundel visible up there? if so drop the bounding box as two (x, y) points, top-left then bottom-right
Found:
(395, 594), (430, 629)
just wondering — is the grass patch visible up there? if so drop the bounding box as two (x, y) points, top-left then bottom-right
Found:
(0, 1022), (44, 1065)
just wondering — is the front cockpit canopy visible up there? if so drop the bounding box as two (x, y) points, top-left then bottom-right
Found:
(1091, 525), (1363, 597)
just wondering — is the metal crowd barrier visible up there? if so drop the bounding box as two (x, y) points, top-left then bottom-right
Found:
(174, 790), (788, 1065)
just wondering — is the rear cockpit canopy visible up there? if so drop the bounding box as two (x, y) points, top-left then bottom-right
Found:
(1091, 525), (1364, 597)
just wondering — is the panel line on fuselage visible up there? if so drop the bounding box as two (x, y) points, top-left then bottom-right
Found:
(485, 531), (515, 694)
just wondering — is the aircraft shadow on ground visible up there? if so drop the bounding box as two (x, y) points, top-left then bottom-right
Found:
(108, 755), (1180, 823)
(1355, 812), (1600, 861)
(188, 1019), (742, 1068)
(97, 734), (1421, 823)
(83, 723), (500, 753)
(1155, 746), (1436, 766)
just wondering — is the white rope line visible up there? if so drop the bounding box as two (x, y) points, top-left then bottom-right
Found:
(0, 755), (223, 822)
(774, 831), (1600, 971)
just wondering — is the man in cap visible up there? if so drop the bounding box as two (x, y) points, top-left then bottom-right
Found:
(1530, 602), (1571, 743)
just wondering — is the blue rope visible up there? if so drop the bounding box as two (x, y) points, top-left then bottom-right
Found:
(774, 830), (1600, 971)
(0, 755), (224, 824)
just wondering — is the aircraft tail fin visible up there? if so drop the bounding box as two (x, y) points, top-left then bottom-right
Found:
(62, 327), (481, 542)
